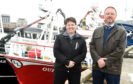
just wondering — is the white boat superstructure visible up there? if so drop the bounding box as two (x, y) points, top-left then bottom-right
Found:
(0, 4), (96, 84)
(0, 9), (65, 84)
(3, 10), (63, 63)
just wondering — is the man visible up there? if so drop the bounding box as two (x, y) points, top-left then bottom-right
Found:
(89, 6), (127, 84)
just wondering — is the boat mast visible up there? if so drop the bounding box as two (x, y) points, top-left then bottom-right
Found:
(0, 14), (4, 33)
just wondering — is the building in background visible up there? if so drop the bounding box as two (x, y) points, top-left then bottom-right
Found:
(16, 18), (27, 27)
(1, 14), (10, 23)
(0, 14), (28, 32)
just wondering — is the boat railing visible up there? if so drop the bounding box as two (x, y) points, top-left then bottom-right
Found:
(4, 41), (55, 63)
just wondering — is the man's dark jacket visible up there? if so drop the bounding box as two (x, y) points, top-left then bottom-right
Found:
(90, 24), (127, 75)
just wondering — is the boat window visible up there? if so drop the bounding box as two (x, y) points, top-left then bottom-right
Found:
(17, 32), (21, 37)
(41, 35), (44, 40)
(25, 33), (31, 39)
(41, 34), (49, 40)
(53, 34), (57, 40)
(33, 33), (37, 39)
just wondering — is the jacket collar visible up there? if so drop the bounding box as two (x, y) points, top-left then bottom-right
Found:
(104, 23), (115, 28)
(103, 24), (119, 41)
(97, 24), (119, 38)
(63, 31), (81, 39)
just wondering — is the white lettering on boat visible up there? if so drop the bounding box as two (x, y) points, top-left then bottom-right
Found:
(42, 67), (54, 72)
(0, 60), (6, 63)
(11, 60), (22, 68)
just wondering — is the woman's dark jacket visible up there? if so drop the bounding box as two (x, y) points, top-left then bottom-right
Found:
(53, 32), (87, 69)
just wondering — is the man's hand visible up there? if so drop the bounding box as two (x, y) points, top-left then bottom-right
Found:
(97, 58), (107, 68)
(65, 61), (75, 68)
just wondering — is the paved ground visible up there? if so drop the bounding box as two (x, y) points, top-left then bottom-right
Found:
(120, 58), (133, 84)
(83, 58), (133, 84)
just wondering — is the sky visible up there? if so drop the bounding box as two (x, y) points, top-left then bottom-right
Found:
(0, 0), (133, 24)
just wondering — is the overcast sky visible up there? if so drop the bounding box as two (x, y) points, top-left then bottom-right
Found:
(0, 0), (132, 24)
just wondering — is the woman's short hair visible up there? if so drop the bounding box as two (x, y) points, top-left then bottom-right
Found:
(64, 17), (77, 25)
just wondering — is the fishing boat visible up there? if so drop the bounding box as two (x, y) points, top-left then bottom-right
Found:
(0, 30), (92, 84)
(0, 8), (93, 84)
(0, 8), (59, 84)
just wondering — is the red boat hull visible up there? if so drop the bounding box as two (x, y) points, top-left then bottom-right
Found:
(0, 53), (88, 84)
(5, 56), (54, 84)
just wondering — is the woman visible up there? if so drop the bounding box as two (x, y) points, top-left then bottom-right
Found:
(53, 17), (87, 84)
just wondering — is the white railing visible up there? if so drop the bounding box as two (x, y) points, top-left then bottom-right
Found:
(4, 41), (55, 63)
